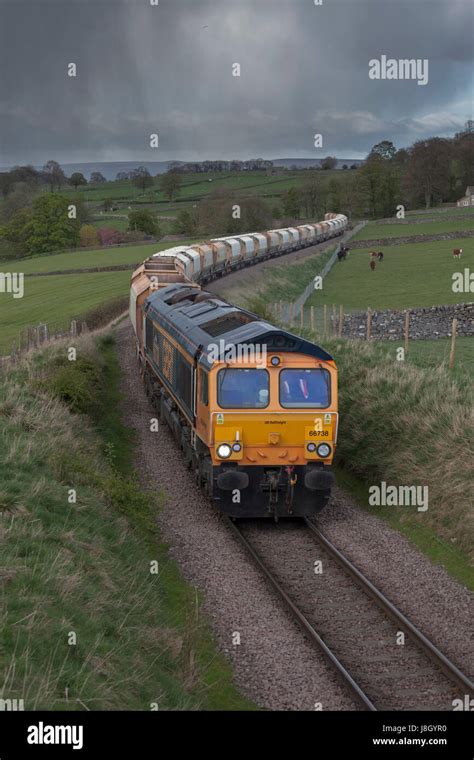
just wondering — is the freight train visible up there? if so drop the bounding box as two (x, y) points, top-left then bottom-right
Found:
(130, 213), (347, 518)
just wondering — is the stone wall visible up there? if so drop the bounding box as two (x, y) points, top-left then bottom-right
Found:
(350, 230), (474, 249)
(342, 302), (474, 341)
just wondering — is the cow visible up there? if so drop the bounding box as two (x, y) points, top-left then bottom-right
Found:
(369, 250), (378, 259)
(453, 248), (463, 259)
(370, 260), (376, 271)
(377, 251), (384, 262)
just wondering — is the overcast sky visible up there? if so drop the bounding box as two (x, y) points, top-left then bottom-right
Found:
(0, 0), (472, 166)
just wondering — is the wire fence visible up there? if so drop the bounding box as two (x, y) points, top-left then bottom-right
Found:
(285, 220), (368, 317)
(270, 301), (366, 338)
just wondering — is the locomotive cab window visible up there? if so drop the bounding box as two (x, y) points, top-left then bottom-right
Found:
(218, 369), (269, 409)
(279, 369), (331, 408)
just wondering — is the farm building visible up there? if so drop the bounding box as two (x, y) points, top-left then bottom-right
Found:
(456, 186), (474, 207)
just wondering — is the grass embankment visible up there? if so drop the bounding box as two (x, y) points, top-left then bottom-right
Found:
(244, 295), (474, 585)
(0, 333), (255, 710)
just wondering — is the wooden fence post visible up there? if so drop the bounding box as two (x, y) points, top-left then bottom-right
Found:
(310, 305), (315, 331)
(323, 305), (327, 336)
(449, 318), (457, 369)
(289, 303), (294, 324)
(300, 305), (304, 328)
(332, 304), (337, 335)
(367, 307), (372, 341)
(338, 305), (343, 337)
(404, 311), (409, 353)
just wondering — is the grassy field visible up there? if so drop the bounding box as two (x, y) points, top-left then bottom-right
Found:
(352, 218), (474, 241)
(0, 271), (131, 352)
(59, 169), (345, 211)
(306, 237), (473, 310)
(91, 217), (129, 232)
(0, 240), (192, 274)
(406, 205), (474, 217)
(0, 333), (256, 709)
(402, 336), (474, 376)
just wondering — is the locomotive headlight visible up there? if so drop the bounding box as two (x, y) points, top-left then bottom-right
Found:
(270, 356), (280, 366)
(217, 443), (232, 459)
(232, 442), (242, 453)
(317, 443), (331, 458)
(306, 442), (317, 453)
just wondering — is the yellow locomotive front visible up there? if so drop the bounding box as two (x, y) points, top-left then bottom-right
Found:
(199, 351), (337, 517)
(140, 283), (338, 519)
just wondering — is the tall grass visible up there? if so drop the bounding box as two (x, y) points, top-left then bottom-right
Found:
(0, 334), (255, 710)
(245, 296), (474, 572)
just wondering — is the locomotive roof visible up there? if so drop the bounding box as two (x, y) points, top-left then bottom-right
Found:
(145, 283), (333, 368)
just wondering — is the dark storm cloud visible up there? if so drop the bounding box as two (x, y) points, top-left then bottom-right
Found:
(0, 0), (472, 165)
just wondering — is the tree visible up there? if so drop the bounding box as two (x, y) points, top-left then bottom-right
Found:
(393, 148), (409, 166)
(404, 138), (452, 208)
(10, 165), (41, 187)
(160, 170), (182, 201)
(282, 187), (300, 217)
(174, 208), (199, 236)
(368, 140), (397, 162)
(101, 198), (114, 212)
(131, 166), (154, 192)
(79, 224), (100, 247)
(0, 172), (14, 198)
(90, 171), (106, 184)
(2, 193), (80, 255)
(43, 160), (66, 192)
(451, 132), (474, 195)
(321, 156), (337, 170)
(326, 178), (342, 213)
(128, 209), (159, 236)
(301, 180), (320, 217)
(116, 172), (129, 181)
(354, 160), (401, 218)
(70, 172), (87, 190)
(97, 227), (123, 246)
(342, 164), (348, 170)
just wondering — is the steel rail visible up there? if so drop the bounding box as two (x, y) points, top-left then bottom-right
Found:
(304, 518), (474, 697)
(225, 517), (377, 711)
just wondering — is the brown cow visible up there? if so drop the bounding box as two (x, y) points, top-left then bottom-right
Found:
(453, 248), (463, 258)
(370, 260), (376, 271)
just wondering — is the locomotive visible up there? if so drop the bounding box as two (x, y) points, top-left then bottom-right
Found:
(130, 214), (346, 518)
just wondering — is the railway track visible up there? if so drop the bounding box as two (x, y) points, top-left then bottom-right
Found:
(226, 517), (473, 711)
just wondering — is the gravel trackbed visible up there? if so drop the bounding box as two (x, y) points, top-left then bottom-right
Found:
(115, 321), (473, 710)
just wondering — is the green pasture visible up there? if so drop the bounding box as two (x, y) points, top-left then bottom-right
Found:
(0, 270), (130, 352)
(406, 205), (474, 217)
(352, 218), (474, 241)
(0, 240), (193, 274)
(402, 335), (474, 379)
(307, 237), (473, 311)
(59, 169), (345, 208)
